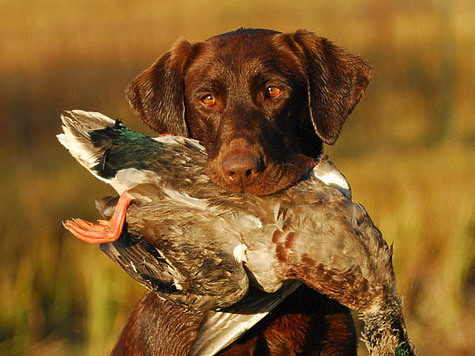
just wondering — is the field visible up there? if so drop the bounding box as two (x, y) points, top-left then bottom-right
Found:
(0, 0), (474, 355)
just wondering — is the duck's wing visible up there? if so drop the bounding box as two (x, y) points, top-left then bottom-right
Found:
(188, 281), (301, 356)
(96, 194), (249, 311)
(100, 231), (248, 310)
(99, 230), (179, 295)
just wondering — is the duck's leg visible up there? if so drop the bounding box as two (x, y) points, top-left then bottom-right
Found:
(63, 191), (134, 244)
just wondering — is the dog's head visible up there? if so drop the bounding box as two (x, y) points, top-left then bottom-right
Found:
(126, 29), (371, 195)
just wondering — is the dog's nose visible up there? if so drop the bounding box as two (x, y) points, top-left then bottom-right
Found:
(222, 152), (263, 185)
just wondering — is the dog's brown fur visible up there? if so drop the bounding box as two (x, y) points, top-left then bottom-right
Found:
(112, 286), (357, 355)
(115, 28), (371, 355)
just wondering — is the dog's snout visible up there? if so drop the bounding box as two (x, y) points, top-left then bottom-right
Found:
(222, 152), (264, 185)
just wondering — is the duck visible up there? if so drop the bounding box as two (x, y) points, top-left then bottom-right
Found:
(58, 110), (415, 356)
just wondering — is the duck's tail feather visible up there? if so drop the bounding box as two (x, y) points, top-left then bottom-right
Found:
(57, 110), (118, 183)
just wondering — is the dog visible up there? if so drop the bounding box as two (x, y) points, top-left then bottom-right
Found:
(112, 28), (371, 355)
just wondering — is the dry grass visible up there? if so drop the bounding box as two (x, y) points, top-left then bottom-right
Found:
(0, 0), (473, 354)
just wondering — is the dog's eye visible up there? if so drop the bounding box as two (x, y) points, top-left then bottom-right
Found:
(266, 86), (282, 98)
(201, 94), (217, 107)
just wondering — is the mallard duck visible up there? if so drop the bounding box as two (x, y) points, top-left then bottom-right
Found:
(58, 110), (415, 356)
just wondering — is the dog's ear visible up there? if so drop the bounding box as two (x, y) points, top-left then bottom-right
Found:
(284, 30), (372, 144)
(126, 39), (197, 135)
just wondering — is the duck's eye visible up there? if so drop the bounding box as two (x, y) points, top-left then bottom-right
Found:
(201, 94), (216, 107)
(266, 86), (282, 98)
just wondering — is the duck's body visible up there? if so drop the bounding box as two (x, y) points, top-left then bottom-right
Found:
(58, 110), (415, 355)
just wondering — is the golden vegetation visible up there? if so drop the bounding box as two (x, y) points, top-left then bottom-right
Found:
(0, 0), (473, 354)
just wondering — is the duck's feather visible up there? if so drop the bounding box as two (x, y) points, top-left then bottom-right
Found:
(97, 191), (249, 311)
(58, 110), (209, 192)
(188, 281), (301, 356)
(59, 110), (404, 355)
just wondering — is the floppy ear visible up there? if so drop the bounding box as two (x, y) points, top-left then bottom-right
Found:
(126, 39), (197, 136)
(290, 30), (372, 144)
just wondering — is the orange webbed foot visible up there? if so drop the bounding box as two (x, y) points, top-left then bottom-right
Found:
(63, 190), (134, 244)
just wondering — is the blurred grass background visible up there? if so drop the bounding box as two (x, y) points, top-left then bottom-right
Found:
(0, 0), (473, 354)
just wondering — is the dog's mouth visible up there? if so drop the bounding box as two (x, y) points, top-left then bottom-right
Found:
(206, 154), (316, 195)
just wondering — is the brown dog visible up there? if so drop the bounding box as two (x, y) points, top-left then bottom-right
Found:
(113, 28), (371, 355)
